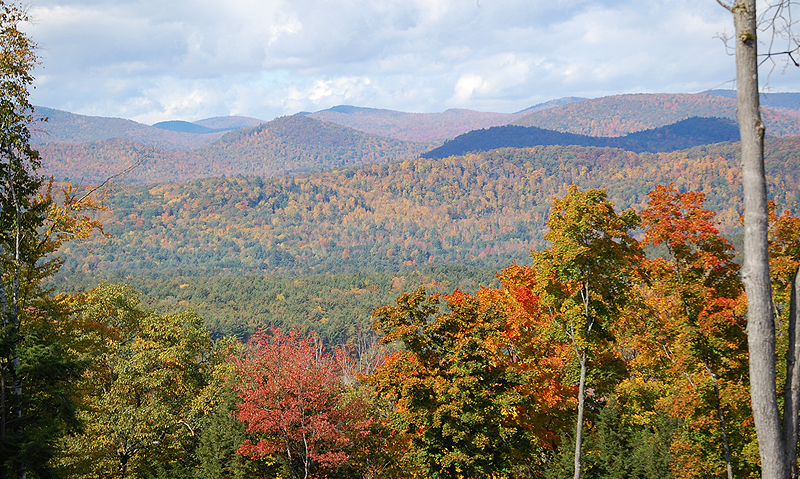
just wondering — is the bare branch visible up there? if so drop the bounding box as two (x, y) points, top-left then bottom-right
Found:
(74, 148), (151, 204)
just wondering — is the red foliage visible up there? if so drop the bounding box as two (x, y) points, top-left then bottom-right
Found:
(234, 328), (372, 479)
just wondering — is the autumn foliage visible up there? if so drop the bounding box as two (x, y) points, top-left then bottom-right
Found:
(234, 328), (373, 479)
(32, 182), (800, 478)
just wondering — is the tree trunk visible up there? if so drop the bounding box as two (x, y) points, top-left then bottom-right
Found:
(784, 268), (800, 478)
(573, 350), (587, 479)
(703, 357), (735, 479)
(732, 1), (788, 477)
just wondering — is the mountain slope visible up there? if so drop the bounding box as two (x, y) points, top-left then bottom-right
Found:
(422, 117), (740, 158)
(304, 97), (585, 142)
(38, 115), (433, 184)
(31, 106), (227, 149)
(54, 138), (800, 279)
(513, 93), (800, 137)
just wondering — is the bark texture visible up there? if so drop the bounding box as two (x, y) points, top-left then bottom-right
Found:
(784, 268), (800, 479)
(731, 1), (788, 477)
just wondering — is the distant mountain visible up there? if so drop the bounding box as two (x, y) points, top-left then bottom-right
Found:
(38, 115), (433, 184)
(31, 107), (226, 149)
(703, 89), (800, 115)
(422, 117), (740, 158)
(152, 120), (222, 134)
(193, 116), (266, 130)
(513, 93), (800, 137)
(304, 98), (585, 142)
(514, 97), (587, 115)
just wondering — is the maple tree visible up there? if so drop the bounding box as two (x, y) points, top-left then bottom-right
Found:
(629, 184), (753, 477)
(530, 186), (641, 479)
(234, 328), (373, 479)
(368, 286), (552, 479)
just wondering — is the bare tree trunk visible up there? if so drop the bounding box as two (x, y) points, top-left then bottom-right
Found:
(703, 358), (735, 479)
(729, 1), (788, 477)
(784, 268), (800, 478)
(573, 351), (587, 479)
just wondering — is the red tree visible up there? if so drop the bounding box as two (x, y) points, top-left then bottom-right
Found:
(234, 329), (371, 479)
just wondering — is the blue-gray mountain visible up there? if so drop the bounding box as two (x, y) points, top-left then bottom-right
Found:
(421, 117), (740, 159)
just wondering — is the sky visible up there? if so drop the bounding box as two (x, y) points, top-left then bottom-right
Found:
(20, 0), (800, 125)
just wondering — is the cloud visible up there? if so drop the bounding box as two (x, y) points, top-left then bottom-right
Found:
(20, 0), (797, 123)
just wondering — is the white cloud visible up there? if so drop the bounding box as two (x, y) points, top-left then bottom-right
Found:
(18, 0), (799, 123)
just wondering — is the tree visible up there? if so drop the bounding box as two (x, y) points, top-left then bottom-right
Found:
(768, 204), (800, 479)
(194, 337), (277, 479)
(56, 283), (213, 479)
(530, 186), (641, 479)
(368, 287), (545, 479)
(0, 3), (102, 478)
(234, 328), (372, 479)
(635, 184), (752, 477)
(716, 1), (799, 476)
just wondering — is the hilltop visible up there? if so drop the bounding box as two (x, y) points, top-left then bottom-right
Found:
(422, 117), (740, 158)
(303, 93), (800, 142)
(303, 97), (585, 142)
(513, 92), (800, 137)
(30, 106), (229, 149)
(38, 115), (433, 184)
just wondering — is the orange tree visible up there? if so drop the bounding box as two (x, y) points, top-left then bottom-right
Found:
(366, 286), (548, 479)
(617, 184), (752, 478)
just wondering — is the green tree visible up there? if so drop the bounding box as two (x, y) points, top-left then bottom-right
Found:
(0, 3), (89, 478)
(530, 186), (641, 479)
(56, 283), (213, 479)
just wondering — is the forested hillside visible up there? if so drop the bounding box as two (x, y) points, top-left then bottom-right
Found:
(55, 138), (800, 281)
(514, 92), (800, 136)
(423, 117), (740, 158)
(57, 266), (499, 342)
(38, 115), (434, 184)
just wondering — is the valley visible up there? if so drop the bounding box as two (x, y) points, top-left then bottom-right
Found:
(37, 92), (800, 342)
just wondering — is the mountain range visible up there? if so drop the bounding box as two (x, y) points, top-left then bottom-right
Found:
(38, 115), (433, 184)
(422, 117), (741, 158)
(34, 92), (800, 185)
(40, 90), (800, 336)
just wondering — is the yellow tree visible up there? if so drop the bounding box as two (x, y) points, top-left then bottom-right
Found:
(58, 283), (213, 479)
(530, 186), (641, 479)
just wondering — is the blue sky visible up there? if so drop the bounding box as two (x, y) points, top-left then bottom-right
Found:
(21, 0), (799, 124)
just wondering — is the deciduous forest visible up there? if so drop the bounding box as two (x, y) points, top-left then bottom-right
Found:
(6, 1), (800, 478)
